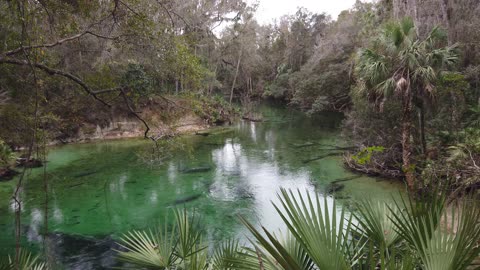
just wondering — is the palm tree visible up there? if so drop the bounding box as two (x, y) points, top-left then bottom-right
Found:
(355, 17), (458, 190)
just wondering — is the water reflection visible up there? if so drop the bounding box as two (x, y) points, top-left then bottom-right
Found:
(0, 105), (403, 268)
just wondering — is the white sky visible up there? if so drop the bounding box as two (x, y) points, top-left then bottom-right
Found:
(249, 0), (365, 24)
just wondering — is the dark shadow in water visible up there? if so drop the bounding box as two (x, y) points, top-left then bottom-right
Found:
(45, 233), (123, 270)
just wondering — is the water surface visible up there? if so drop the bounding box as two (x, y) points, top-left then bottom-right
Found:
(0, 104), (403, 268)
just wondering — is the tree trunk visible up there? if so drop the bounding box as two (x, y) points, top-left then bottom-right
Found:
(419, 103), (427, 155)
(180, 72), (184, 92)
(175, 79), (179, 95)
(230, 50), (242, 104)
(402, 80), (415, 191)
(209, 64), (218, 96)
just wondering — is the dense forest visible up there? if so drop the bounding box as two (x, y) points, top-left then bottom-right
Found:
(1, 0), (479, 193)
(0, 0), (479, 269)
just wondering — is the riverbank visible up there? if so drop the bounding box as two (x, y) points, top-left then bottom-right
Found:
(4, 94), (238, 149)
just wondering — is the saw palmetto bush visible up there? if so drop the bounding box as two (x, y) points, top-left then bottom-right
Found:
(0, 249), (46, 270)
(116, 188), (480, 270)
(115, 208), (250, 269)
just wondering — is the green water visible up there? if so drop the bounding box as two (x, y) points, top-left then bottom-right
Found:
(0, 104), (403, 268)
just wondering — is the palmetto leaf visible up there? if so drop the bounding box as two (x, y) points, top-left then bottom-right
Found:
(354, 200), (401, 249)
(449, 200), (480, 270)
(210, 239), (249, 270)
(186, 241), (208, 270)
(356, 49), (390, 86)
(447, 144), (468, 162)
(389, 190), (446, 250)
(0, 250), (47, 270)
(116, 228), (176, 269)
(273, 188), (355, 270)
(400, 17), (416, 42)
(275, 232), (314, 270)
(403, 200), (480, 270)
(174, 208), (206, 260)
(239, 215), (306, 270)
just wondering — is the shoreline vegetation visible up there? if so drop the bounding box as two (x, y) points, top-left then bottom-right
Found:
(0, 0), (479, 268)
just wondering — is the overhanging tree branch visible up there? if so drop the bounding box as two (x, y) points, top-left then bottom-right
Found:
(0, 57), (111, 106)
(120, 88), (151, 139)
(2, 31), (125, 57)
(0, 57), (157, 139)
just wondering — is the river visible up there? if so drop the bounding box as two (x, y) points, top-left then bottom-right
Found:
(0, 104), (403, 269)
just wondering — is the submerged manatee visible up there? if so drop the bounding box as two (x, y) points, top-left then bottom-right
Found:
(45, 232), (123, 269)
(326, 183), (345, 194)
(181, 167), (212, 173)
(73, 170), (99, 178)
(171, 194), (202, 205)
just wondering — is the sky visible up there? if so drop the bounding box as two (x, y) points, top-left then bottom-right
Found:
(249, 0), (365, 24)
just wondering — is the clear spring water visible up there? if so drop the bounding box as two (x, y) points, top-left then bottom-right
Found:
(0, 104), (404, 269)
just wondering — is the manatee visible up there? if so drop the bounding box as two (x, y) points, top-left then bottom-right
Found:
(74, 171), (99, 178)
(326, 183), (345, 194)
(181, 167), (212, 173)
(171, 194), (202, 205)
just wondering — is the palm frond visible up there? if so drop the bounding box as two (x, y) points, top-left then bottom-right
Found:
(354, 200), (401, 249)
(210, 239), (248, 270)
(116, 229), (176, 269)
(239, 215), (306, 270)
(400, 17), (416, 43)
(273, 188), (355, 269)
(389, 189), (446, 249)
(174, 208), (205, 260)
(0, 250), (47, 270)
(186, 241), (208, 270)
(356, 49), (390, 85)
(374, 77), (396, 97)
(275, 232), (315, 270)
(413, 66), (437, 85)
(450, 199), (480, 269)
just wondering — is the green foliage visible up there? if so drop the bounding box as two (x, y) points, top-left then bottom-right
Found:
(352, 146), (385, 165)
(0, 139), (15, 169)
(190, 94), (239, 124)
(167, 38), (210, 92)
(263, 73), (291, 99)
(121, 63), (154, 99)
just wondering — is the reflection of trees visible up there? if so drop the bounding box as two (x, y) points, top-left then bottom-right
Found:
(0, 106), (354, 265)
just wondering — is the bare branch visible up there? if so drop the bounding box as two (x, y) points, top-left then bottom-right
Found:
(93, 87), (124, 95)
(156, 0), (175, 29)
(0, 90), (10, 105)
(120, 88), (151, 139)
(2, 31), (124, 57)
